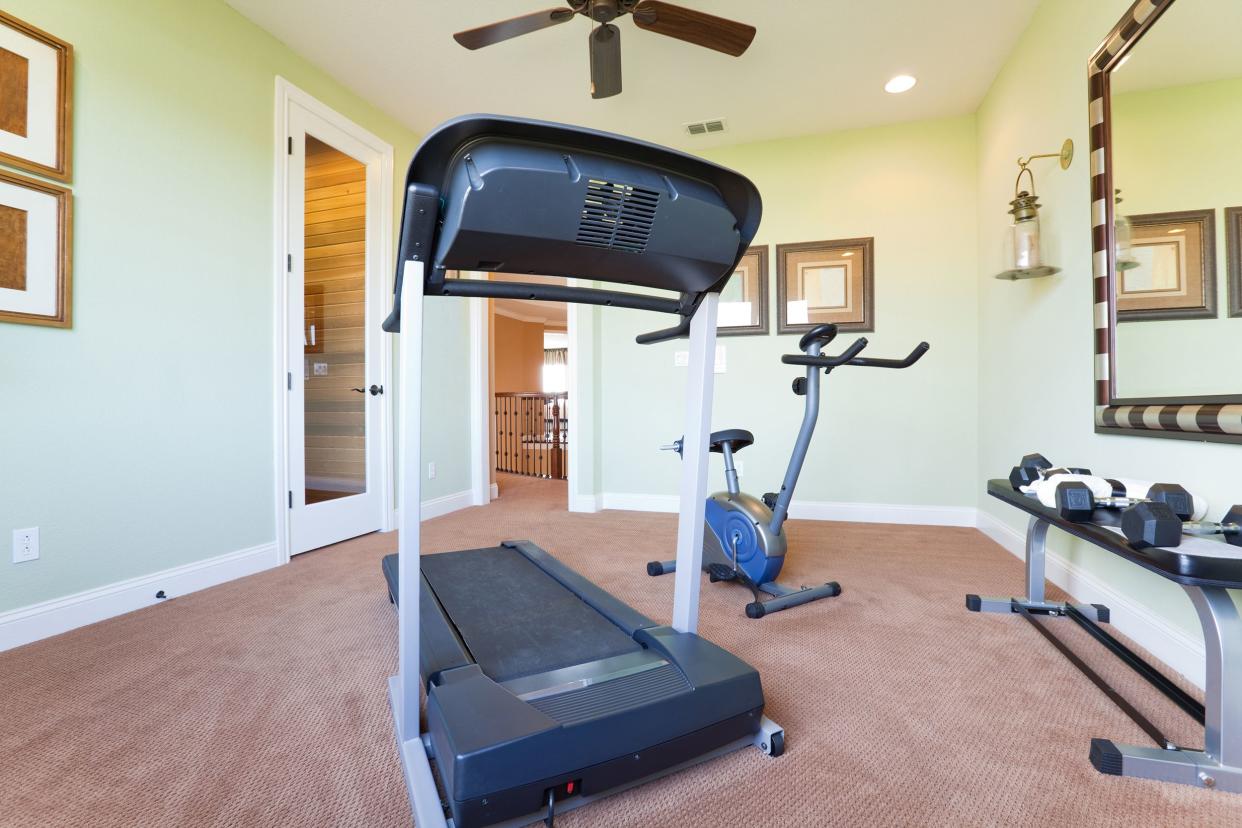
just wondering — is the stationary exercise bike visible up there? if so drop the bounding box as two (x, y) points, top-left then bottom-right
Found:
(647, 324), (929, 617)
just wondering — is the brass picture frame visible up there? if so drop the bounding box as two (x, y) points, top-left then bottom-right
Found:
(0, 10), (73, 182)
(1116, 209), (1216, 322)
(776, 237), (874, 334)
(717, 244), (768, 336)
(0, 167), (72, 328)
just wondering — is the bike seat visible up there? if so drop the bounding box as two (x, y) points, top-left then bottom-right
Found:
(709, 429), (754, 454)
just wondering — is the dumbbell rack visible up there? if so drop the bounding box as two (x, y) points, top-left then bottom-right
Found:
(968, 479), (1242, 793)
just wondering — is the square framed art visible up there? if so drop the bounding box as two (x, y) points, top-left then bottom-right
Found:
(1116, 209), (1216, 322)
(0, 10), (73, 182)
(0, 168), (72, 327)
(717, 245), (768, 336)
(1228, 206), (1242, 319)
(776, 237), (874, 334)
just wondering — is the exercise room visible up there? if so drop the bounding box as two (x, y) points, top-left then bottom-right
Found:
(2, 1), (1240, 825)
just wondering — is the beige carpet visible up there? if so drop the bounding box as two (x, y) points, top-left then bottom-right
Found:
(0, 474), (1231, 826)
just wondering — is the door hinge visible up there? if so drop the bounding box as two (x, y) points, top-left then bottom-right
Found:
(288, 491), (293, 509)
(287, 253), (292, 272)
(288, 136), (293, 155)
(287, 371), (292, 390)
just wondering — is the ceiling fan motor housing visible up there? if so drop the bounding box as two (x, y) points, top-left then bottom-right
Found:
(589, 0), (622, 22)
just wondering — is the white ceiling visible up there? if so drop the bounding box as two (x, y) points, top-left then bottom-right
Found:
(226, 0), (1041, 149)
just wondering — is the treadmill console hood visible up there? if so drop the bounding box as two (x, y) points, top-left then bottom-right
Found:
(385, 115), (762, 331)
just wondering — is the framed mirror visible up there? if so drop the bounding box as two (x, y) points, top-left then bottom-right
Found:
(1090, 0), (1242, 443)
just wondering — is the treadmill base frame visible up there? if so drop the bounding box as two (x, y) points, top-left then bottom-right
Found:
(390, 675), (783, 827)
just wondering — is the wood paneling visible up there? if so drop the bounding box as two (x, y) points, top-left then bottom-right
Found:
(303, 136), (368, 493)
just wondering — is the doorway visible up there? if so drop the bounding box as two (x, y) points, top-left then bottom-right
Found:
(483, 274), (570, 508)
(276, 80), (394, 558)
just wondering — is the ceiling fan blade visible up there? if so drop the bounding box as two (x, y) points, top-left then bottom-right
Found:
(631, 1), (755, 57)
(453, 7), (577, 50)
(589, 23), (622, 99)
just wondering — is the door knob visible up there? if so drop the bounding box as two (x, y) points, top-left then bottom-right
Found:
(351, 385), (384, 396)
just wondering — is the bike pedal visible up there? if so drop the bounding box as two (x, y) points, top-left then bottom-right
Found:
(707, 563), (738, 582)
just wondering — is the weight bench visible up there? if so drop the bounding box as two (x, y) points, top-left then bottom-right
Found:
(968, 479), (1242, 793)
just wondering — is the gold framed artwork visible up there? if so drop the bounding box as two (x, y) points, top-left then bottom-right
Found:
(1228, 207), (1242, 319)
(1116, 209), (1216, 322)
(0, 168), (72, 327)
(0, 11), (73, 182)
(776, 237), (874, 334)
(717, 245), (768, 336)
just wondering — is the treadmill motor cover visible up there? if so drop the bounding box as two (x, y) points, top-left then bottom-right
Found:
(384, 114), (763, 331)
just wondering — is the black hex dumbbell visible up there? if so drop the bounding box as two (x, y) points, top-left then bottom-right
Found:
(1053, 480), (1193, 523)
(1008, 452), (1093, 490)
(1122, 502), (1242, 549)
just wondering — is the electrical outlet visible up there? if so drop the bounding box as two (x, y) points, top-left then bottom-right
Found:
(313, 362), (328, 376)
(12, 527), (38, 563)
(428, 462), (437, 480)
(674, 351), (689, 367)
(735, 460), (744, 479)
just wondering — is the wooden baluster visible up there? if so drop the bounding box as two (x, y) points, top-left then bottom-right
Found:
(551, 395), (561, 480)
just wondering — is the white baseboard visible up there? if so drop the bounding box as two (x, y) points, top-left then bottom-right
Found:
(419, 489), (478, 521)
(599, 492), (976, 527)
(569, 493), (600, 513)
(975, 510), (1206, 689)
(0, 542), (277, 653)
(490, 483), (499, 501)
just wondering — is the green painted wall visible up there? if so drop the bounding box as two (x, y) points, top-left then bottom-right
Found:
(1111, 76), (1242, 398)
(0, 0), (469, 614)
(596, 117), (980, 505)
(975, 0), (1242, 640)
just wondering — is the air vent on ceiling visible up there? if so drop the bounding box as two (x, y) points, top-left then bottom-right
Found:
(685, 118), (727, 136)
(575, 179), (660, 253)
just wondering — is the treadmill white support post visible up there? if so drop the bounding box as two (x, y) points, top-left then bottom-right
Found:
(390, 260), (449, 828)
(672, 293), (720, 634)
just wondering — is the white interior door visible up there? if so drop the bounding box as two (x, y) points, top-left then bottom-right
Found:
(285, 101), (388, 554)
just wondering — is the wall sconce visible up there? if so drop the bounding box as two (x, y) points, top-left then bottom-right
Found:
(995, 138), (1074, 280)
(1114, 189), (1140, 272)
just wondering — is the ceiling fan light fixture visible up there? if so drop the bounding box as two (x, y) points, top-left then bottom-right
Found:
(884, 74), (918, 94)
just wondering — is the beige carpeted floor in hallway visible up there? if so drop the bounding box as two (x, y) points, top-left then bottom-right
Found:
(1, 474), (1233, 826)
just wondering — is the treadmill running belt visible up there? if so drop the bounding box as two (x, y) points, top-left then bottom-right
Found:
(421, 546), (642, 683)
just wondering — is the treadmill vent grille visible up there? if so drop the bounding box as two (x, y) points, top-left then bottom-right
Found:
(575, 179), (660, 253)
(530, 663), (690, 726)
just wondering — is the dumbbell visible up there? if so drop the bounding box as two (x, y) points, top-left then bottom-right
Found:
(1008, 452), (1092, 490)
(1051, 479), (1194, 523)
(1122, 502), (1242, 549)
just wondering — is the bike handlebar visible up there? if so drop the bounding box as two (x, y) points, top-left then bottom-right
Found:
(782, 340), (929, 371)
(797, 323), (840, 352)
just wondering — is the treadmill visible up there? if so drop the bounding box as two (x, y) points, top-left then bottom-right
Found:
(382, 114), (781, 828)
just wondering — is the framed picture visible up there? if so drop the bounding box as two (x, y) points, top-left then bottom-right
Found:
(0, 11), (73, 181)
(717, 245), (768, 336)
(1228, 207), (1242, 319)
(776, 237), (873, 334)
(0, 168), (72, 327)
(1116, 209), (1216, 322)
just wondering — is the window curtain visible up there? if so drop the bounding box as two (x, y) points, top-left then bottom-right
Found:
(544, 348), (568, 366)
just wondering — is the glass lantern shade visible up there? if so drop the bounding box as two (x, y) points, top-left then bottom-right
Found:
(1114, 190), (1140, 271)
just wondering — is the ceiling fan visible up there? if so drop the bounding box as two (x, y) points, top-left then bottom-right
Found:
(453, 0), (756, 99)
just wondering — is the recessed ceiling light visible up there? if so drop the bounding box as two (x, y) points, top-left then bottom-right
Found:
(885, 74), (917, 94)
